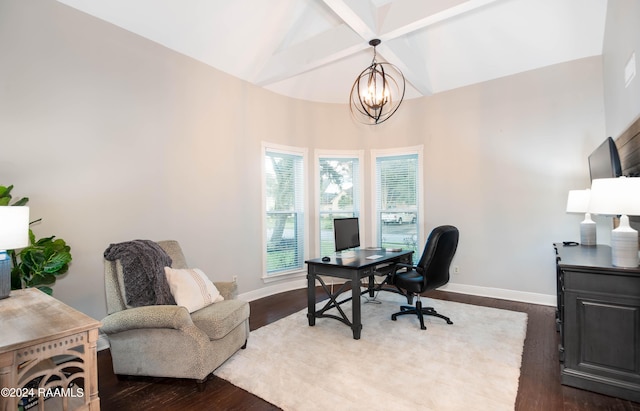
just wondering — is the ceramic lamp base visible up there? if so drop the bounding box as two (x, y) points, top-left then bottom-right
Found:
(0, 251), (11, 299)
(580, 215), (596, 246)
(611, 215), (639, 268)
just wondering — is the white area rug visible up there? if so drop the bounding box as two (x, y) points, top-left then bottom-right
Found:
(214, 293), (528, 411)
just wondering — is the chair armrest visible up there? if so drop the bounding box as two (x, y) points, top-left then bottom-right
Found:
(393, 263), (415, 273)
(214, 281), (238, 300)
(101, 305), (194, 334)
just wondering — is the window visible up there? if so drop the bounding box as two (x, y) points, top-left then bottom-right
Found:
(373, 147), (423, 260)
(263, 143), (307, 276)
(316, 151), (363, 256)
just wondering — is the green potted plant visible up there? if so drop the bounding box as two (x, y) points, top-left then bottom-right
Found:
(0, 185), (72, 295)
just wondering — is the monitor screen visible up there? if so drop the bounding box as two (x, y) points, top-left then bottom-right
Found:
(588, 137), (622, 181)
(334, 217), (360, 252)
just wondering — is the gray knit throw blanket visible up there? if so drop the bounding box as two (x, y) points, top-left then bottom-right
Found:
(104, 239), (176, 307)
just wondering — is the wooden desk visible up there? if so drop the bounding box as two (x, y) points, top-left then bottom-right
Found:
(306, 249), (413, 339)
(0, 288), (101, 411)
(554, 243), (640, 402)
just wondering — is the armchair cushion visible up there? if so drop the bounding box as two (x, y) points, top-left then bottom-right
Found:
(164, 267), (224, 313)
(190, 299), (250, 340)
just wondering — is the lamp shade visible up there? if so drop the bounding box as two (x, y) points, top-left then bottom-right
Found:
(566, 189), (591, 213)
(588, 177), (640, 216)
(0, 206), (29, 250)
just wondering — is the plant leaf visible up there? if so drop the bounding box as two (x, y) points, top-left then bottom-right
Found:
(30, 272), (56, 286)
(38, 286), (53, 295)
(12, 197), (29, 206)
(21, 250), (44, 273)
(0, 185), (13, 198)
(43, 252), (72, 273)
(35, 235), (55, 246)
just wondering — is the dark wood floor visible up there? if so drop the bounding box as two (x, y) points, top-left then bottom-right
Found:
(97, 288), (640, 411)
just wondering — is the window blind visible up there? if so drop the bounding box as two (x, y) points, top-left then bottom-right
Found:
(375, 153), (420, 258)
(318, 157), (360, 256)
(265, 148), (304, 274)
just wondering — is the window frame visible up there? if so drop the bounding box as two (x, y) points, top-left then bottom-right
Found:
(314, 149), (365, 257)
(261, 142), (309, 281)
(370, 145), (424, 257)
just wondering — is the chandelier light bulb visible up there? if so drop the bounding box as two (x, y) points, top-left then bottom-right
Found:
(362, 74), (390, 109)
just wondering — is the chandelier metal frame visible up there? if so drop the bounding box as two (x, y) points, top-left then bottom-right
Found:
(349, 39), (406, 125)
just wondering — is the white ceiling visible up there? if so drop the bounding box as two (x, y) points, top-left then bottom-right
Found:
(56, 0), (607, 104)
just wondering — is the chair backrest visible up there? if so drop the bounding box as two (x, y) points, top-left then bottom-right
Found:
(104, 240), (188, 315)
(415, 225), (459, 290)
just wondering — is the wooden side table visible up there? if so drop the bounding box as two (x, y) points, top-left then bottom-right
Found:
(0, 288), (101, 411)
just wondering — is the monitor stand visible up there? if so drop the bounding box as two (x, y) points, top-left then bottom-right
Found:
(335, 249), (356, 259)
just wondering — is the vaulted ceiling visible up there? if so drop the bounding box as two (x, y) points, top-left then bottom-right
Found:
(56, 0), (607, 103)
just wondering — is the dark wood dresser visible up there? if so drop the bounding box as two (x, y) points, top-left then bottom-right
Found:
(554, 243), (640, 402)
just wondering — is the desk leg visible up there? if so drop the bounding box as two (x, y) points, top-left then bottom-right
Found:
(351, 273), (362, 339)
(367, 274), (375, 297)
(307, 268), (316, 326)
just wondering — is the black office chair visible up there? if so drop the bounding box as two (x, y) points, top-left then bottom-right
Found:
(390, 225), (459, 330)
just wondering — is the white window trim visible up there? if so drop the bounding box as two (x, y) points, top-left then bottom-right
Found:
(314, 149), (365, 256)
(261, 141), (309, 282)
(370, 145), (424, 249)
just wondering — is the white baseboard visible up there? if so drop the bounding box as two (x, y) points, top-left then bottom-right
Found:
(239, 278), (308, 302)
(439, 282), (556, 306)
(239, 278), (556, 306)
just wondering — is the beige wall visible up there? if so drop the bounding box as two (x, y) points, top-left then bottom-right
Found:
(603, 0), (640, 138)
(1, 0), (609, 319)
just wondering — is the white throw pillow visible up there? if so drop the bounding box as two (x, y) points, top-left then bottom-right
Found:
(164, 267), (224, 313)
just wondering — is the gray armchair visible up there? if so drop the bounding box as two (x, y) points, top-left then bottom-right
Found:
(101, 240), (250, 389)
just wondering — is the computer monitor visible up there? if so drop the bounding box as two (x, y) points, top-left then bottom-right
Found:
(588, 137), (622, 181)
(334, 217), (360, 252)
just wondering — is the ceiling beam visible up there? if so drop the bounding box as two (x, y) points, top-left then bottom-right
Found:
(379, 0), (503, 40)
(378, 39), (433, 96)
(256, 0), (503, 94)
(255, 0), (379, 87)
(321, 0), (378, 40)
(254, 24), (365, 86)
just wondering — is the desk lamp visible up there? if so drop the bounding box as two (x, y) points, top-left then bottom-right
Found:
(588, 177), (640, 268)
(0, 206), (29, 299)
(566, 189), (596, 245)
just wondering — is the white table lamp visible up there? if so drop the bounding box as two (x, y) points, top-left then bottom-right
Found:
(566, 189), (596, 245)
(0, 206), (30, 299)
(589, 177), (640, 268)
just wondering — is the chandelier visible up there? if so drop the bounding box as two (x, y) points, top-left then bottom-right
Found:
(349, 39), (406, 125)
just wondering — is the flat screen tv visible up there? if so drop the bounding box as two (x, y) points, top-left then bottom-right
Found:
(334, 217), (360, 252)
(588, 137), (622, 181)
